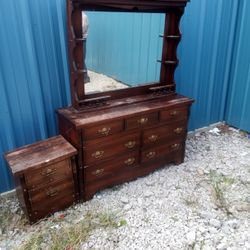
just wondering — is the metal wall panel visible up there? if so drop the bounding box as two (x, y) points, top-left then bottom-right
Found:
(86, 0), (239, 131)
(0, 0), (247, 193)
(225, 0), (250, 133)
(0, 0), (70, 192)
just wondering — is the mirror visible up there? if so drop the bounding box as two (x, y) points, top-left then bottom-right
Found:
(82, 11), (164, 95)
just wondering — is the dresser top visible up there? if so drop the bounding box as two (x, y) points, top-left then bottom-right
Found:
(57, 94), (193, 129)
(4, 136), (77, 175)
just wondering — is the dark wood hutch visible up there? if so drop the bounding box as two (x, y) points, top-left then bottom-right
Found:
(57, 0), (194, 201)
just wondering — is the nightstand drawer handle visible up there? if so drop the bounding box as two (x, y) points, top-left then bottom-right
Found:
(41, 168), (55, 176)
(148, 135), (158, 142)
(125, 141), (136, 149)
(138, 117), (148, 125)
(92, 151), (104, 159)
(171, 143), (180, 150)
(46, 188), (59, 197)
(170, 110), (179, 116)
(124, 158), (136, 166)
(98, 127), (111, 136)
(174, 128), (183, 134)
(92, 169), (104, 176)
(146, 151), (156, 159)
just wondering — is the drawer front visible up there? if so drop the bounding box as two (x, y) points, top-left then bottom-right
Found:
(84, 132), (140, 165)
(143, 121), (187, 146)
(28, 178), (75, 206)
(31, 193), (75, 221)
(83, 120), (124, 140)
(141, 141), (183, 163)
(160, 107), (189, 123)
(84, 152), (139, 184)
(125, 112), (158, 130)
(25, 159), (73, 189)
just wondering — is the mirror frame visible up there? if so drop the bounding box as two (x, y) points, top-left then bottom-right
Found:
(67, 0), (189, 110)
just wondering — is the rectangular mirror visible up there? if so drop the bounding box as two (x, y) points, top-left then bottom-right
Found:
(83, 11), (164, 95)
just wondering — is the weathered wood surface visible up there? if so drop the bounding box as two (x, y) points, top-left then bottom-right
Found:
(5, 135), (77, 175)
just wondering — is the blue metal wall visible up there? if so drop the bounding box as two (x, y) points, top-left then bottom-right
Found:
(225, 0), (250, 132)
(0, 0), (249, 193)
(0, 0), (69, 192)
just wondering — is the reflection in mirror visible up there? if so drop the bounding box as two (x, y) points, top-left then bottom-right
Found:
(83, 11), (164, 95)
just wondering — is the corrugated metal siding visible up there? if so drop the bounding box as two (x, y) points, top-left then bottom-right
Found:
(0, 0), (248, 193)
(0, 0), (70, 192)
(225, 0), (250, 133)
(86, 0), (239, 130)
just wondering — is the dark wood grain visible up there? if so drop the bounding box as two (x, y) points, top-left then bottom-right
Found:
(5, 136), (77, 175)
(4, 136), (78, 223)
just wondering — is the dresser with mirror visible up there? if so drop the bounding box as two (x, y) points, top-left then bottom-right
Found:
(57, 0), (194, 201)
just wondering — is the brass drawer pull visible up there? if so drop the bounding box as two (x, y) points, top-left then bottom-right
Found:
(92, 169), (104, 176)
(125, 141), (136, 149)
(146, 151), (156, 159)
(174, 128), (183, 134)
(170, 110), (179, 116)
(124, 158), (136, 166)
(98, 127), (111, 136)
(171, 143), (180, 150)
(92, 151), (104, 159)
(46, 188), (59, 197)
(138, 117), (148, 125)
(148, 134), (158, 142)
(41, 168), (55, 176)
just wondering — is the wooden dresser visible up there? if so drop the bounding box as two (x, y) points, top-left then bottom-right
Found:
(58, 0), (193, 201)
(58, 95), (193, 200)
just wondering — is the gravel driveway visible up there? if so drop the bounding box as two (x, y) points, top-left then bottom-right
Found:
(0, 124), (249, 250)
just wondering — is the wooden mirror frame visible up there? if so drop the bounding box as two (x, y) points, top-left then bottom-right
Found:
(66, 0), (189, 110)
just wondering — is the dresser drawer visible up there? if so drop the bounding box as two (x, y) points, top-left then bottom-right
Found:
(84, 152), (139, 184)
(83, 120), (123, 140)
(28, 178), (75, 206)
(141, 140), (183, 163)
(143, 121), (187, 146)
(125, 112), (158, 130)
(84, 132), (140, 165)
(160, 107), (188, 123)
(25, 159), (73, 189)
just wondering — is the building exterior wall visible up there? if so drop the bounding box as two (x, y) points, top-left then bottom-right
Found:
(0, 0), (248, 193)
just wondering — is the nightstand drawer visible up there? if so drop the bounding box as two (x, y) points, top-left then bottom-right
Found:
(25, 159), (73, 189)
(160, 107), (188, 123)
(28, 178), (75, 206)
(84, 152), (139, 184)
(83, 120), (124, 140)
(125, 112), (158, 130)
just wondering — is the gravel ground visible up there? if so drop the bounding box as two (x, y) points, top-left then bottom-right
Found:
(0, 124), (250, 250)
(85, 71), (128, 93)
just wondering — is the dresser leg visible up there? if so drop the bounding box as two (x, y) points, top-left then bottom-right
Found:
(83, 192), (94, 202)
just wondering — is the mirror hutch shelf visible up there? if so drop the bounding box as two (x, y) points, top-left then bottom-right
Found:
(57, 0), (194, 201)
